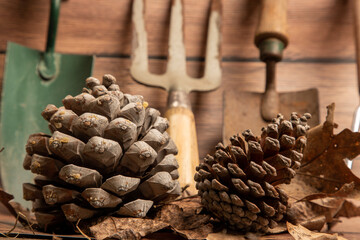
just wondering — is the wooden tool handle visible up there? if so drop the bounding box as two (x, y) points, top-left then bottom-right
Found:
(254, 0), (288, 47)
(165, 106), (199, 194)
(353, 0), (360, 95)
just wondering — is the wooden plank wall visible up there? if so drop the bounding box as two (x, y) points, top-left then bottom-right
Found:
(0, 0), (359, 170)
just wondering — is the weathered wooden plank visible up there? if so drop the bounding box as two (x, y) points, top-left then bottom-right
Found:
(0, 0), (355, 60)
(0, 213), (358, 240)
(0, 54), (358, 159)
(92, 57), (359, 159)
(1, 53), (360, 237)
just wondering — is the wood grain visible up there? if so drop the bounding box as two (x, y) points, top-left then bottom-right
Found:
(0, 54), (357, 161)
(0, 0), (355, 60)
(165, 107), (199, 194)
(254, 0), (288, 46)
(353, 0), (360, 91)
(0, 0), (360, 237)
(89, 57), (359, 161)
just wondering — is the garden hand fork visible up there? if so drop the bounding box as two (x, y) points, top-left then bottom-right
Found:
(131, 0), (222, 194)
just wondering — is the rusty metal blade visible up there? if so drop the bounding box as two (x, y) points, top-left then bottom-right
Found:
(223, 88), (320, 145)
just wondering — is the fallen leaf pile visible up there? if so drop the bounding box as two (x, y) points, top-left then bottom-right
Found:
(88, 217), (170, 240)
(86, 196), (213, 240)
(2, 103), (360, 240)
(287, 222), (347, 240)
(154, 196), (213, 239)
(0, 194), (214, 240)
(280, 103), (360, 231)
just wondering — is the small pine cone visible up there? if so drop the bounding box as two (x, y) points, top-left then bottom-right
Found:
(195, 113), (310, 232)
(23, 74), (180, 232)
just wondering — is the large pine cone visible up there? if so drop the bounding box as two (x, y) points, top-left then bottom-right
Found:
(23, 74), (180, 231)
(195, 113), (310, 232)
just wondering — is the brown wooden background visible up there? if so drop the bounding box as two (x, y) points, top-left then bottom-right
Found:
(0, 0), (358, 164)
(1, 0), (360, 239)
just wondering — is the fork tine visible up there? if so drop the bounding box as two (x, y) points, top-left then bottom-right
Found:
(130, 0), (222, 194)
(204, 0), (222, 78)
(131, 0), (222, 92)
(130, 0), (169, 89)
(166, 0), (187, 75)
(131, 0), (148, 72)
(189, 0), (222, 91)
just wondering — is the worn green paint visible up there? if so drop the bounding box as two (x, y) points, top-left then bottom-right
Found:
(38, 0), (60, 80)
(0, 42), (93, 205)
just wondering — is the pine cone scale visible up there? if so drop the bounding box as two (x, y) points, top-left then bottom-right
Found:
(23, 75), (181, 232)
(195, 113), (311, 232)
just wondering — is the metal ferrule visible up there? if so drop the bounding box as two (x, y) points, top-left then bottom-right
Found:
(259, 38), (285, 62)
(167, 90), (192, 110)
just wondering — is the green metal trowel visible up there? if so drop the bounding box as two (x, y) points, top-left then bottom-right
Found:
(0, 0), (93, 205)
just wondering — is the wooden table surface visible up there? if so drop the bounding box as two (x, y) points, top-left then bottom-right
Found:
(0, 211), (358, 240)
(1, 0), (360, 239)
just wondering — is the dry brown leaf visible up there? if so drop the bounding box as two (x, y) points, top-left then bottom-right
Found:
(155, 196), (210, 230)
(287, 200), (332, 231)
(87, 197), (213, 240)
(89, 217), (169, 240)
(206, 231), (271, 240)
(333, 200), (360, 218)
(206, 231), (246, 240)
(278, 104), (360, 231)
(174, 223), (213, 240)
(155, 196), (213, 239)
(0, 188), (17, 218)
(287, 222), (348, 240)
(266, 222), (288, 234)
(286, 183), (358, 230)
(300, 182), (356, 202)
(281, 181), (358, 230)
(300, 103), (360, 194)
(0, 188), (36, 228)
(103, 229), (140, 240)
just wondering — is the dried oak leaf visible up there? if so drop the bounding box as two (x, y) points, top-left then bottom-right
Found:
(174, 223), (213, 240)
(155, 196), (213, 239)
(279, 103), (360, 231)
(287, 222), (348, 240)
(89, 216), (169, 240)
(286, 183), (357, 230)
(86, 197), (213, 240)
(299, 103), (360, 194)
(206, 231), (246, 240)
(326, 199), (360, 230)
(0, 188), (17, 218)
(0, 188), (36, 228)
(332, 199), (360, 218)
